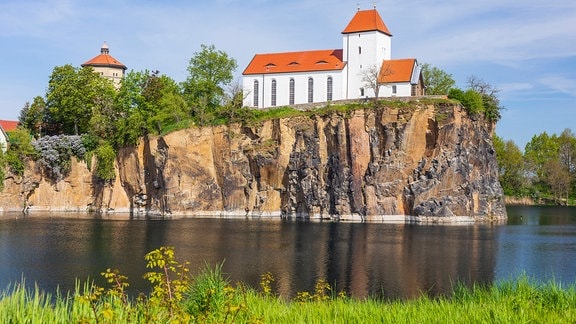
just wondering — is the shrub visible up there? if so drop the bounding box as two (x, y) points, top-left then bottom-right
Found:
(185, 262), (245, 323)
(32, 135), (86, 181)
(3, 129), (37, 177)
(95, 141), (116, 181)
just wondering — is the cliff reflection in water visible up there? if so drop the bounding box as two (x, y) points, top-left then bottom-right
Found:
(0, 215), (497, 299)
(144, 219), (497, 299)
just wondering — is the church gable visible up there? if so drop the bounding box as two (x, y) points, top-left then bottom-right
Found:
(378, 59), (418, 84)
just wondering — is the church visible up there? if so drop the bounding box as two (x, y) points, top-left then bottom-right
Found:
(242, 7), (424, 109)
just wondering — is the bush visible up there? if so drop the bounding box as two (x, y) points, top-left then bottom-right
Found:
(32, 135), (86, 181)
(95, 142), (116, 181)
(449, 88), (484, 116)
(3, 129), (37, 177)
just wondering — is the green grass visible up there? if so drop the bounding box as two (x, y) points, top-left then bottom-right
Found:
(1, 251), (575, 323)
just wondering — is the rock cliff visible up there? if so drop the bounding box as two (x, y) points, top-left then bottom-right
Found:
(0, 100), (507, 222)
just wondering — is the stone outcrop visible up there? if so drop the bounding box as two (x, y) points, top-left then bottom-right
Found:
(0, 100), (507, 222)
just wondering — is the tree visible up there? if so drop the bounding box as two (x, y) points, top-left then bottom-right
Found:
(215, 78), (254, 124)
(182, 44), (237, 123)
(114, 70), (189, 146)
(524, 132), (559, 181)
(558, 129), (576, 173)
(45, 65), (116, 135)
(420, 63), (455, 95)
(493, 135), (526, 195)
(448, 88), (484, 115)
(466, 75), (503, 122)
(543, 159), (571, 204)
(18, 96), (46, 138)
(361, 63), (391, 100)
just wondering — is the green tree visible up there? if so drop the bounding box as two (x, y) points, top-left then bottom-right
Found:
(557, 129), (576, 173)
(543, 159), (571, 204)
(18, 96), (46, 138)
(493, 135), (526, 196)
(114, 70), (188, 146)
(182, 44), (237, 124)
(466, 75), (503, 122)
(45, 65), (116, 135)
(420, 63), (455, 95)
(448, 88), (484, 115)
(524, 132), (559, 182)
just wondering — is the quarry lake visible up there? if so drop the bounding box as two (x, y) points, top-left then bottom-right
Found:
(1, 206), (575, 299)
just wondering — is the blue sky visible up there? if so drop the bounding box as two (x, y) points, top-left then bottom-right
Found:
(1, 0), (574, 149)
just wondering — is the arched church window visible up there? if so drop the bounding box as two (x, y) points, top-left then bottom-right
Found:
(289, 79), (295, 105)
(327, 76), (333, 101)
(308, 77), (314, 103)
(271, 79), (277, 106)
(253, 80), (259, 107)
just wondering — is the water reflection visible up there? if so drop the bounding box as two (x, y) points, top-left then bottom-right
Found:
(1, 207), (575, 300)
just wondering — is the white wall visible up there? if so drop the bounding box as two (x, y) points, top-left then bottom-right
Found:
(243, 70), (344, 108)
(378, 82), (413, 97)
(343, 30), (391, 100)
(93, 66), (125, 89)
(0, 131), (8, 153)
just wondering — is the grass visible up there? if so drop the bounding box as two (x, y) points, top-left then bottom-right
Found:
(1, 248), (575, 323)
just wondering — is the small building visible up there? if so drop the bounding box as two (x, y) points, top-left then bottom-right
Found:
(82, 42), (127, 88)
(0, 120), (19, 153)
(242, 7), (424, 108)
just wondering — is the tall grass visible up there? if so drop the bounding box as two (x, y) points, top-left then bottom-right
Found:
(1, 251), (575, 323)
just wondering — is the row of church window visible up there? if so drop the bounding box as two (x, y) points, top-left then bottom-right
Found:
(253, 77), (334, 107)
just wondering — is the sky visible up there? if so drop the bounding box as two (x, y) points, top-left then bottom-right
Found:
(0, 0), (574, 149)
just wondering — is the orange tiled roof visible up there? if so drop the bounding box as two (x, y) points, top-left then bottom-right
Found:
(0, 120), (19, 132)
(342, 9), (392, 36)
(243, 49), (344, 75)
(378, 59), (417, 83)
(82, 54), (127, 70)
(82, 44), (127, 70)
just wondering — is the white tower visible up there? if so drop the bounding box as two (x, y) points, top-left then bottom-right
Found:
(82, 42), (127, 88)
(341, 8), (392, 99)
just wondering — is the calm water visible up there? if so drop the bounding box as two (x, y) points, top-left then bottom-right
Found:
(1, 206), (575, 299)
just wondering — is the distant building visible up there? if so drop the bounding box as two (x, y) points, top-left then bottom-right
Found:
(0, 120), (19, 153)
(242, 7), (424, 108)
(82, 42), (127, 88)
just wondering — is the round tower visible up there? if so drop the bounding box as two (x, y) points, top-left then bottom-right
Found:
(82, 42), (127, 88)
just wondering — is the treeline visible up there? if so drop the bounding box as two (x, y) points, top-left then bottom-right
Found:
(495, 129), (576, 205)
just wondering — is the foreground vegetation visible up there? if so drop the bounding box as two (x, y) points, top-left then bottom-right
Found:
(1, 247), (575, 323)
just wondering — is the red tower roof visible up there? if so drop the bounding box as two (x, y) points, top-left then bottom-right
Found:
(342, 9), (392, 36)
(82, 42), (127, 70)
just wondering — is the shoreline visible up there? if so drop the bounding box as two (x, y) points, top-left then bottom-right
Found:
(0, 208), (507, 224)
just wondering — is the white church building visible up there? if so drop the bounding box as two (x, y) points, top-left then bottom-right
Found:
(242, 8), (424, 108)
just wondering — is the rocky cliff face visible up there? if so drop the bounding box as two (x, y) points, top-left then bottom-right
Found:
(0, 101), (506, 222)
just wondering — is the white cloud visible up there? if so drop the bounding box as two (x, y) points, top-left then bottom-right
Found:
(539, 76), (576, 97)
